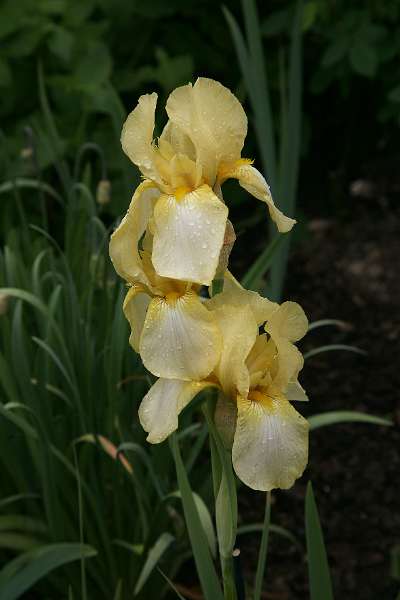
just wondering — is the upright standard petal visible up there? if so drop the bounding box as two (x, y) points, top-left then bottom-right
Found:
(139, 378), (215, 443)
(123, 285), (151, 353)
(213, 304), (258, 399)
(160, 120), (196, 161)
(265, 301), (308, 342)
(109, 181), (160, 286)
(152, 184), (228, 285)
(232, 394), (309, 491)
(207, 271), (278, 325)
(220, 162), (296, 233)
(166, 78), (247, 184)
(140, 291), (221, 381)
(121, 93), (159, 181)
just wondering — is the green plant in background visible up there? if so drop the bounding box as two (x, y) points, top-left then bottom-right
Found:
(0, 114), (220, 598)
(224, 0), (302, 302)
(0, 1), (397, 599)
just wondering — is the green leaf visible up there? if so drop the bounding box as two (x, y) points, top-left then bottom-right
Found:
(388, 85), (400, 103)
(350, 43), (378, 77)
(321, 39), (348, 67)
(302, 2), (318, 32)
(169, 435), (224, 600)
(134, 532), (175, 595)
(309, 411), (392, 430)
(0, 543), (97, 600)
(241, 235), (284, 290)
(157, 568), (187, 600)
(304, 344), (366, 360)
(305, 483), (334, 600)
(237, 523), (300, 549)
(0, 58), (11, 87)
(254, 492), (272, 600)
(261, 9), (290, 37)
(390, 544), (400, 581)
(75, 43), (112, 90)
(168, 491), (216, 558)
(308, 319), (349, 332)
(47, 26), (74, 63)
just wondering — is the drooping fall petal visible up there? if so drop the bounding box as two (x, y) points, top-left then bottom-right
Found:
(152, 184), (228, 285)
(140, 291), (221, 381)
(109, 181), (160, 286)
(166, 77), (247, 184)
(139, 378), (215, 443)
(123, 285), (151, 353)
(220, 162), (296, 233)
(232, 394), (309, 491)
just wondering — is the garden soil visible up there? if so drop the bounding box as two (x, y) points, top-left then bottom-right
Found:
(236, 196), (400, 599)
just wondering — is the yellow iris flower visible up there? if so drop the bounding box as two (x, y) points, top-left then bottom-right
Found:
(109, 181), (220, 381)
(119, 77), (295, 286)
(138, 276), (309, 491)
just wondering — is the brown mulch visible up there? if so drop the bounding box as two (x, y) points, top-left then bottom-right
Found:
(237, 196), (400, 599)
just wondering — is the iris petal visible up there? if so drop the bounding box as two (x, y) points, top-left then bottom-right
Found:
(166, 77), (247, 184)
(232, 393), (309, 491)
(121, 93), (160, 182)
(109, 181), (160, 286)
(139, 378), (215, 443)
(152, 184), (228, 285)
(140, 291), (221, 381)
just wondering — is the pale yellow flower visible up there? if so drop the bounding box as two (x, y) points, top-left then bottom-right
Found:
(138, 277), (309, 491)
(109, 182), (221, 381)
(120, 77), (295, 285)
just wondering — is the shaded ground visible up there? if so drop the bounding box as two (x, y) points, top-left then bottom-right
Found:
(237, 196), (400, 599)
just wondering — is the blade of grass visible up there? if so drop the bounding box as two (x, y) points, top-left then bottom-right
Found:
(169, 434), (224, 600)
(0, 543), (97, 600)
(304, 344), (367, 360)
(241, 235), (284, 290)
(253, 492), (272, 600)
(134, 532), (175, 595)
(305, 482), (334, 600)
(309, 411), (392, 430)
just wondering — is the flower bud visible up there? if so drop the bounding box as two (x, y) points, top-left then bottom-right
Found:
(96, 179), (111, 206)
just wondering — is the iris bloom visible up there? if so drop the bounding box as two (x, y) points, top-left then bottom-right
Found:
(109, 182), (220, 381)
(139, 277), (309, 491)
(119, 77), (295, 286)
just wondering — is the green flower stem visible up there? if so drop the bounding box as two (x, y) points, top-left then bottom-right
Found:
(253, 492), (272, 600)
(222, 554), (237, 600)
(203, 397), (238, 600)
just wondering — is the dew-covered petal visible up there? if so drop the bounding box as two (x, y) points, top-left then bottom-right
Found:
(166, 78), (247, 184)
(265, 301), (308, 342)
(139, 378), (215, 443)
(152, 184), (228, 285)
(213, 304), (258, 399)
(232, 394), (309, 491)
(207, 271), (278, 325)
(123, 285), (151, 353)
(140, 291), (221, 381)
(220, 163), (296, 233)
(109, 181), (160, 286)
